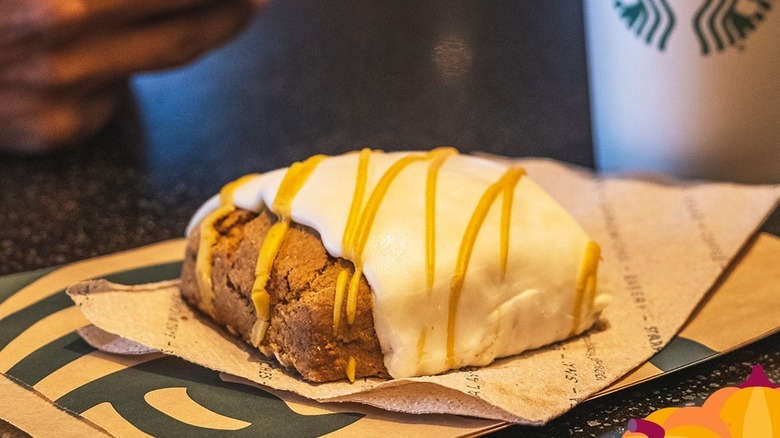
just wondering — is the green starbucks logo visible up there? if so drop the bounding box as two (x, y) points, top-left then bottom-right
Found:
(614, 0), (676, 51)
(615, 0), (773, 54)
(693, 0), (773, 54)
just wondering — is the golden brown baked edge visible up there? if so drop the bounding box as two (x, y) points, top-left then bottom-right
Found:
(180, 208), (389, 382)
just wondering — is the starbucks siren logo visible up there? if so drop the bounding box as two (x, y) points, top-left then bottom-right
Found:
(614, 0), (773, 54)
(614, 0), (676, 51)
(693, 0), (773, 54)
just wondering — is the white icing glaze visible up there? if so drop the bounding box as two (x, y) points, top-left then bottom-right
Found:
(186, 150), (607, 378)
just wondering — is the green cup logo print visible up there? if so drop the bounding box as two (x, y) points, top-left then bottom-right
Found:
(614, 0), (676, 51)
(614, 0), (773, 54)
(694, 0), (773, 54)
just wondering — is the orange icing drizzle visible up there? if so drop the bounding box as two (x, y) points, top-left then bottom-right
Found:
(343, 152), (427, 324)
(425, 149), (457, 290)
(332, 149), (371, 334)
(338, 148), (457, 327)
(346, 356), (357, 382)
(416, 148), (457, 364)
(446, 166), (525, 367)
(330, 148), (457, 373)
(342, 149), (372, 257)
(250, 155), (326, 345)
(196, 174), (259, 314)
(335, 149), (449, 380)
(332, 269), (350, 335)
(569, 240), (601, 336)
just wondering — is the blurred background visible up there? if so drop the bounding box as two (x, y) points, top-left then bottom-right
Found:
(129, 0), (592, 176)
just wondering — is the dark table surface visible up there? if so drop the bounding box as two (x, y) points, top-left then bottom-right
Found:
(1, 1), (778, 436)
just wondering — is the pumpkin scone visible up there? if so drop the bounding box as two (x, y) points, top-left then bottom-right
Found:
(181, 149), (611, 382)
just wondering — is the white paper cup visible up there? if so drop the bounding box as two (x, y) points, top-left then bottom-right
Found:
(584, 0), (780, 183)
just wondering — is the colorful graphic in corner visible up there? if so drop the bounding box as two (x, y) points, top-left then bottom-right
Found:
(0, 264), (361, 437)
(623, 365), (780, 437)
(614, 0), (774, 54)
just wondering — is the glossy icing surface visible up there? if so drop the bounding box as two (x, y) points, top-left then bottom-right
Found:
(187, 150), (608, 378)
